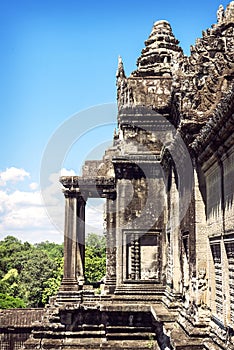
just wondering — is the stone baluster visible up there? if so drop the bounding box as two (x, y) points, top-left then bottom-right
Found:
(131, 235), (136, 279)
(135, 236), (140, 280)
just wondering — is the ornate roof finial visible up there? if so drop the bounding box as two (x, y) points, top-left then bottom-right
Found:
(225, 1), (234, 22)
(217, 4), (225, 23)
(116, 56), (126, 80)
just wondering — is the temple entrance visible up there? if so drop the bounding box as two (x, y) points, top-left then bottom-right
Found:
(124, 230), (161, 282)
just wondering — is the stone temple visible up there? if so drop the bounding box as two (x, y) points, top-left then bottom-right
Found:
(1, 2), (234, 350)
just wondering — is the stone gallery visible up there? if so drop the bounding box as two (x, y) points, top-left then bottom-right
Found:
(1, 2), (234, 349)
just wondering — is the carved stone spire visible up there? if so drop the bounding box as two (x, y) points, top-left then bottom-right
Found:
(217, 4), (225, 23)
(116, 55), (126, 80)
(132, 20), (183, 77)
(224, 1), (234, 22)
(216, 2), (234, 24)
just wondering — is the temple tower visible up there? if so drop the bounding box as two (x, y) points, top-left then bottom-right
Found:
(112, 20), (185, 295)
(16, 3), (234, 350)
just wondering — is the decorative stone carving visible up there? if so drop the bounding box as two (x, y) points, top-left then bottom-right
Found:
(15, 3), (234, 350)
(133, 20), (183, 77)
(217, 5), (225, 23)
(196, 269), (208, 309)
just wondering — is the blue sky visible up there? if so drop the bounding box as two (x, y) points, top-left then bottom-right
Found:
(0, 0), (231, 243)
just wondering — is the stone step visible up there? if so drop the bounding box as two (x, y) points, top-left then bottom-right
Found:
(100, 340), (160, 350)
(114, 284), (164, 289)
(67, 330), (106, 338)
(105, 324), (156, 341)
(170, 328), (205, 350)
(112, 295), (163, 303)
(115, 288), (162, 294)
(106, 332), (156, 340)
(41, 338), (105, 349)
(172, 344), (204, 350)
(24, 331), (159, 349)
(38, 339), (160, 350)
(203, 339), (229, 350)
(151, 304), (178, 323)
(106, 326), (152, 333)
(81, 303), (99, 308)
(114, 287), (164, 295)
(29, 329), (105, 339)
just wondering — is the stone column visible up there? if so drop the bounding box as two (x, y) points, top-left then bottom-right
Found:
(59, 189), (79, 297)
(76, 196), (86, 286)
(104, 197), (117, 294)
(170, 170), (181, 294)
(58, 189), (86, 302)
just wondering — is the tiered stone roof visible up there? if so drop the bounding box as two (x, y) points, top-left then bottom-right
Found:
(132, 20), (183, 77)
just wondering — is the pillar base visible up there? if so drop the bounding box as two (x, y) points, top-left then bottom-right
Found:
(103, 278), (116, 294)
(57, 278), (82, 304)
(59, 277), (80, 290)
(103, 285), (116, 295)
(56, 290), (82, 304)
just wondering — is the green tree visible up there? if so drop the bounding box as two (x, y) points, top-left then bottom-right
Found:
(0, 268), (20, 297)
(85, 233), (106, 283)
(0, 237), (32, 304)
(0, 234), (108, 307)
(0, 293), (26, 309)
(19, 249), (58, 307)
(0, 236), (29, 275)
(0, 236), (64, 308)
(35, 241), (63, 260)
(41, 257), (63, 304)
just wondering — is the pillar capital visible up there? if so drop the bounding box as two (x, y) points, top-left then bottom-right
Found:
(62, 188), (87, 202)
(62, 188), (80, 198)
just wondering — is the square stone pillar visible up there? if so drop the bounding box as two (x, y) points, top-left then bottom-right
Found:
(166, 169), (181, 299)
(57, 188), (86, 303)
(104, 197), (117, 294)
(76, 196), (86, 286)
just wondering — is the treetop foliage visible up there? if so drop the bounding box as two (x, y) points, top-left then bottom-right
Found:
(0, 235), (63, 308)
(0, 233), (106, 308)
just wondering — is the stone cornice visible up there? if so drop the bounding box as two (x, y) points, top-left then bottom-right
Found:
(60, 176), (116, 199)
(112, 155), (161, 163)
(60, 176), (115, 188)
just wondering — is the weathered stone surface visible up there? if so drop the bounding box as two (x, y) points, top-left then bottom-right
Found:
(1, 2), (234, 350)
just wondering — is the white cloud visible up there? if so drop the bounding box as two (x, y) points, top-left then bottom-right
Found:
(85, 199), (105, 235)
(0, 167), (30, 186)
(0, 167), (105, 244)
(29, 182), (39, 190)
(0, 167), (63, 243)
(60, 168), (76, 176)
(0, 186), (63, 243)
